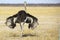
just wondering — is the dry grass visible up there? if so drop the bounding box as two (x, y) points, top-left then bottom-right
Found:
(0, 6), (60, 40)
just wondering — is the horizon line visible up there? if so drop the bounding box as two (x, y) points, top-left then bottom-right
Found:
(0, 3), (60, 7)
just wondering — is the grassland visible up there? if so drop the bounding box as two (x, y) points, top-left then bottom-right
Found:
(0, 6), (60, 40)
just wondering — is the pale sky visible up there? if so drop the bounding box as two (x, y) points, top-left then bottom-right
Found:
(0, 0), (60, 4)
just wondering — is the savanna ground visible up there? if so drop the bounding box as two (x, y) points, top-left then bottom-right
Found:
(0, 6), (60, 40)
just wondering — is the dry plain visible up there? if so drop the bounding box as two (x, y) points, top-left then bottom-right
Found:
(0, 6), (60, 40)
